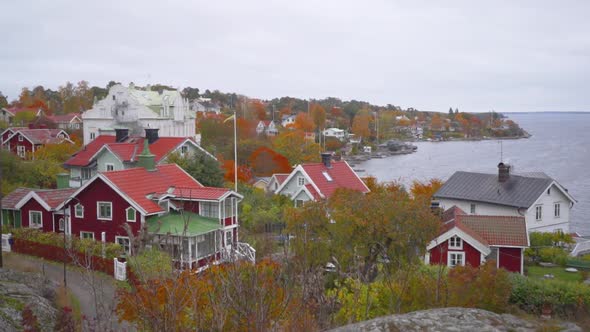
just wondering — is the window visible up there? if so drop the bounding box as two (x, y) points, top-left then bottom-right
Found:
(29, 211), (42, 228)
(535, 205), (542, 221)
(90, 132), (96, 140)
(547, 188), (551, 195)
(74, 123), (79, 129)
(18, 134), (23, 142)
(97, 202), (113, 220)
(81, 168), (92, 180)
(322, 171), (333, 182)
(554, 203), (561, 218)
(17, 146), (26, 158)
(126, 207), (136, 222)
(295, 199), (305, 207)
(180, 145), (188, 155)
(116, 236), (131, 255)
(199, 202), (218, 218)
(449, 235), (463, 249)
(58, 218), (65, 231)
(106, 163), (115, 171)
(225, 230), (233, 247)
(448, 252), (465, 267)
(298, 176), (305, 186)
(112, 95), (116, 101)
(74, 204), (84, 218)
(470, 203), (476, 214)
(81, 231), (95, 240)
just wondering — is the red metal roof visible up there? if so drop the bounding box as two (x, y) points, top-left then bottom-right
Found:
(274, 174), (289, 186)
(65, 135), (117, 166)
(100, 164), (231, 214)
(301, 161), (370, 198)
(304, 184), (322, 200)
(47, 113), (81, 123)
(441, 205), (466, 223)
(64, 136), (188, 167)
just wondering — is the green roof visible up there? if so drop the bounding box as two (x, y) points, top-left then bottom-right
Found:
(147, 212), (221, 236)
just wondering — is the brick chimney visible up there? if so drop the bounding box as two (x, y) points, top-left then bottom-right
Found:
(145, 128), (160, 144)
(115, 128), (129, 143)
(498, 162), (510, 182)
(321, 152), (332, 168)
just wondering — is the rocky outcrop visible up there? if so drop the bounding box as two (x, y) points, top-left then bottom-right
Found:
(0, 269), (58, 332)
(329, 307), (582, 332)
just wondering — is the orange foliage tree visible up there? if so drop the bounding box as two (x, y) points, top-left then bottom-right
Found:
(310, 104), (327, 131)
(293, 112), (314, 132)
(273, 130), (320, 165)
(222, 159), (252, 184)
(250, 100), (267, 120)
(351, 109), (371, 140)
(410, 179), (443, 202)
(248, 146), (292, 177)
(33, 142), (81, 163)
(430, 113), (443, 130)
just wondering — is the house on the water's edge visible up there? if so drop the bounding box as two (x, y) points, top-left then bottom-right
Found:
(63, 128), (214, 187)
(432, 163), (576, 233)
(1, 127), (73, 159)
(82, 83), (195, 145)
(426, 206), (529, 274)
(1, 141), (253, 269)
(274, 153), (370, 206)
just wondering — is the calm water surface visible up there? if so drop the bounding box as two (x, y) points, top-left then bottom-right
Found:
(358, 113), (590, 235)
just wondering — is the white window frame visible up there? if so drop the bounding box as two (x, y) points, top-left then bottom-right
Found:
(295, 199), (305, 207)
(554, 202), (561, 218)
(17, 145), (26, 158)
(225, 230), (233, 247)
(180, 145), (189, 155)
(105, 163), (115, 171)
(115, 236), (131, 255)
(74, 203), (84, 218)
(447, 252), (465, 267)
(126, 207), (136, 222)
(470, 203), (476, 214)
(58, 218), (65, 231)
(97, 201), (113, 220)
(90, 132), (96, 140)
(80, 231), (95, 240)
(449, 235), (463, 250)
(81, 168), (92, 180)
(18, 134), (23, 142)
(535, 205), (542, 221)
(29, 211), (42, 229)
(297, 176), (305, 186)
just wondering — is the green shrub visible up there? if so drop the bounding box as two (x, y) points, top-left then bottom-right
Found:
(128, 248), (173, 283)
(537, 247), (569, 266)
(510, 274), (590, 317)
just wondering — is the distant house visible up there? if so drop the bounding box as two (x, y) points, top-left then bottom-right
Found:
(281, 114), (296, 127)
(426, 207), (529, 274)
(323, 128), (346, 141)
(252, 177), (271, 191)
(64, 128), (215, 187)
(256, 121), (278, 136)
(1, 128), (73, 159)
(1, 108), (14, 124)
(433, 163), (576, 233)
(47, 113), (83, 131)
(82, 84), (195, 145)
(191, 98), (221, 114)
(275, 153), (370, 206)
(266, 173), (289, 193)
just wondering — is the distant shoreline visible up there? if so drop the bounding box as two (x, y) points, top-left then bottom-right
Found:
(504, 111), (590, 115)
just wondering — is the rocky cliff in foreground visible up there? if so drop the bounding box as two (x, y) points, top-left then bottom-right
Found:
(328, 307), (581, 332)
(0, 269), (58, 332)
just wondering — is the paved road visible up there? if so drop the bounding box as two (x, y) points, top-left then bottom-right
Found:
(4, 252), (130, 331)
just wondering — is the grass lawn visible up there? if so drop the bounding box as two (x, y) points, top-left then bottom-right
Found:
(526, 265), (585, 283)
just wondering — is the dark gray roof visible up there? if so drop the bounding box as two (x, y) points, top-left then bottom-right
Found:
(434, 171), (554, 208)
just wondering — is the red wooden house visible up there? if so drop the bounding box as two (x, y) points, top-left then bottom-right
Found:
(1, 142), (252, 268)
(1, 127), (73, 159)
(425, 206), (529, 274)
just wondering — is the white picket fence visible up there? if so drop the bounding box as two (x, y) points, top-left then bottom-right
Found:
(114, 258), (127, 281)
(1, 234), (12, 252)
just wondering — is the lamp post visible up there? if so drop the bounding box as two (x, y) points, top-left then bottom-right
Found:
(61, 196), (80, 290)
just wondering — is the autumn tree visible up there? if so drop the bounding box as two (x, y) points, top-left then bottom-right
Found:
(19, 88), (33, 107)
(33, 143), (81, 163)
(351, 109), (371, 140)
(310, 104), (327, 131)
(166, 151), (224, 187)
(273, 130), (320, 165)
(430, 113), (443, 130)
(251, 100), (267, 120)
(248, 146), (292, 177)
(293, 112), (314, 131)
(0, 91), (8, 109)
(410, 179), (443, 202)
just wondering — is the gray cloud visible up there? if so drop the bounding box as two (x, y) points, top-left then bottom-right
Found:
(1, 0), (589, 112)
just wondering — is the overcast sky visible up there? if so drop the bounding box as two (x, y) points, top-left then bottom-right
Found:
(1, 1), (589, 112)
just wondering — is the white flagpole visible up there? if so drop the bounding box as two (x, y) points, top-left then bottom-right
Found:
(234, 110), (238, 193)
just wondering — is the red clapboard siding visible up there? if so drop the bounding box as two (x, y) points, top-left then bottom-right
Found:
(499, 247), (522, 273)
